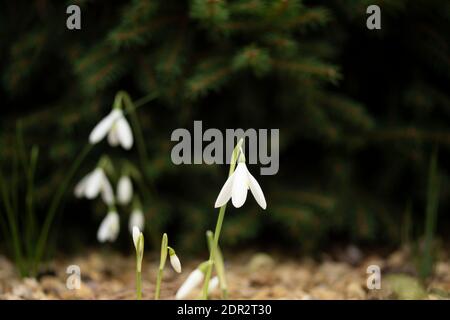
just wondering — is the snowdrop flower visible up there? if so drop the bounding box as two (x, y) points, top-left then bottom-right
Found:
(89, 108), (133, 150)
(208, 276), (219, 294)
(132, 226), (144, 299)
(169, 247), (182, 273)
(97, 211), (120, 242)
(214, 153), (266, 209)
(176, 269), (204, 300)
(132, 226), (141, 250)
(117, 175), (133, 205)
(128, 208), (144, 233)
(75, 167), (114, 205)
(132, 226), (144, 271)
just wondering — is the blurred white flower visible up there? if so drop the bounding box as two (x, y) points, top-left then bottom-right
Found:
(214, 155), (266, 209)
(117, 175), (133, 205)
(128, 209), (145, 233)
(97, 211), (120, 242)
(169, 251), (182, 273)
(208, 276), (219, 294)
(175, 269), (204, 300)
(74, 167), (114, 205)
(89, 109), (133, 150)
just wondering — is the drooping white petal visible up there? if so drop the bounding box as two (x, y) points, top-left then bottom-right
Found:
(97, 211), (120, 243)
(214, 174), (234, 208)
(89, 109), (122, 145)
(100, 175), (114, 205)
(85, 168), (104, 199)
(170, 254), (182, 273)
(247, 171), (267, 210)
(128, 209), (144, 233)
(208, 276), (220, 294)
(74, 174), (89, 198)
(115, 116), (133, 150)
(175, 269), (204, 300)
(107, 127), (120, 147)
(117, 175), (133, 205)
(132, 226), (141, 250)
(231, 163), (249, 208)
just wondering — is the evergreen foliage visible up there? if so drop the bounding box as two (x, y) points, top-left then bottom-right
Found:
(0, 0), (449, 254)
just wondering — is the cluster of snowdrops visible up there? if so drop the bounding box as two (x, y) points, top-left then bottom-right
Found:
(74, 91), (268, 299)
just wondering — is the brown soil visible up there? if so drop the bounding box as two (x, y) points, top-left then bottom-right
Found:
(0, 247), (449, 300)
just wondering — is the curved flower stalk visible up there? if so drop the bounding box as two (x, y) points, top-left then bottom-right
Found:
(89, 108), (133, 150)
(155, 233), (182, 299)
(74, 167), (114, 205)
(132, 226), (144, 300)
(117, 174), (133, 205)
(201, 139), (267, 299)
(97, 209), (120, 242)
(119, 91), (149, 173)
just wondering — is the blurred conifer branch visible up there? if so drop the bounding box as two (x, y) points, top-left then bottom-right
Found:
(0, 0), (448, 262)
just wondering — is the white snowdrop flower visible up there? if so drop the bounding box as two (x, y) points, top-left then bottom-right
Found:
(128, 209), (144, 234)
(89, 109), (133, 150)
(74, 167), (114, 205)
(208, 276), (220, 294)
(132, 226), (141, 250)
(97, 211), (120, 243)
(100, 175), (114, 205)
(169, 248), (182, 273)
(132, 226), (144, 272)
(214, 154), (266, 209)
(117, 175), (133, 205)
(74, 174), (89, 198)
(175, 269), (204, 300)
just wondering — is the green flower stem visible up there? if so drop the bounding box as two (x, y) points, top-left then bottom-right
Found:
(155, 233), (168, 300)
(201, 206), (226, 299)
(155, 268), (163, 300)
(121, 91), (159, 168)
(201, 140), (242, 299)
(132, 91), (159, 110)
(122, 91), (159, 197)
(206, 231), (228, 299)
(135, 233), (144, 300)
(136, 269), (142, 300)
(121, 92), (149, 172)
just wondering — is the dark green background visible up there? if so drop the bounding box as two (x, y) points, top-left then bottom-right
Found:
(0, 0), (449, 256)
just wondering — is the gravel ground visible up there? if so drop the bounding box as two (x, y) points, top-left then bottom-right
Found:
(0, 247), (449, 300)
